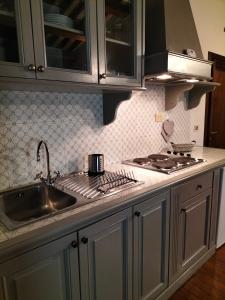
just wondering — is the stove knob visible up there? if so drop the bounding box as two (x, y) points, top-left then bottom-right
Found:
(187, 154), (191, 157)
(173, 151), (178, 155)
(167, 151), (171, 154)
(180, 152), (184, 156)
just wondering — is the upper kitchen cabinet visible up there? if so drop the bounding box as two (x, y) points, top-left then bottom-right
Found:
(0, 0), (144, 88)
(97, 0), (143, 87)
(30, 0), (98, 83)
(0, 0), (35, 78)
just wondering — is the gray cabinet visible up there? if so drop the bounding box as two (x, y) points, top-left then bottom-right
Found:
(0, 0), (144, 87)
(0, 232), (80, 300)
(30, 0), (98, 84)
(133, 192), (170, 300)
(169, 173), (213, 283)
(97, 0), (143, 87)
(0, 170), (221, 300)
(0, 0), (98, 83)
(0, 0), (35, 79)
(0, 209), (133, 300)
(79, 208), (132, 300)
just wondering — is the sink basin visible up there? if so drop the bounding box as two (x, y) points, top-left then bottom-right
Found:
(0, 183), (77, 229)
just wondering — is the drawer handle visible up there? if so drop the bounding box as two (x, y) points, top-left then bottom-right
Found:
(71, 240), (79, 248)
(37, 65), (45, 72)
(81, 237), (88, 244)
(99, 73), (107, 79)
(134, 211), (141, 217)
(28, 64), (36, 71)
(196, 184), (202, 190)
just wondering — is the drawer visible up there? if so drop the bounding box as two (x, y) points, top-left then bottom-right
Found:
(172, 172), (213, 202)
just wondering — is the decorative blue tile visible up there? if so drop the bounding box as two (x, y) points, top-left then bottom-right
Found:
(0, 87), (190, 190)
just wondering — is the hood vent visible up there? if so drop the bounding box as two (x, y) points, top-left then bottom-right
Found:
(144, 0), (213, 83)
(145, 52), (213, 83)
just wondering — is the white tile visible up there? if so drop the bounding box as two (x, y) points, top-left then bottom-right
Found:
(0, 87), (191, 190)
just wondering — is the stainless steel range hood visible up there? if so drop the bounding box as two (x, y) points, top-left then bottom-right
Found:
(145, 51), (213, 82)
(144, 0), (213, 83)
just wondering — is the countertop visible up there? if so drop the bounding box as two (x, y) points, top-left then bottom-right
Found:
(1, 146), (225, 259)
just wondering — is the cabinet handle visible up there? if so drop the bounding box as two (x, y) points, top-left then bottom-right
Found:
(81, 237), (88, 244)
(71, 240), (79, 248)
(28, 64), (36, 71)
(134, 211), (141, 217)
(37, 65), (45, 72)
(196, 184), (202, 190)
(181, 208), (186, 213)
(99, 73), (107, 79)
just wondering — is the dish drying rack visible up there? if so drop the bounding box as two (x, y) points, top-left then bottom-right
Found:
(54, 170), (143, 200)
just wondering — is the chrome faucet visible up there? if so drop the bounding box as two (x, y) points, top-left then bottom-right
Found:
(36, 140), (52, 185)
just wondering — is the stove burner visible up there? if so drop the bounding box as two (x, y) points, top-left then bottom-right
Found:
(148, 154), (169, 161)
(172, 157), (196, 165)
(152, 159), (177, 169)
(133, 157), (151, 165)
(123, 153), (205, 174)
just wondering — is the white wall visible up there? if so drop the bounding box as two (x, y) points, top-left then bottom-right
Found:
(189, 0), (225, 145)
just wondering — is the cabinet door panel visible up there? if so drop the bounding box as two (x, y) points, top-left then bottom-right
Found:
(170, 189), (212, 282)
(79, 209), (132, 300)
(31, 0), (98, 83)
(182, 200), (208, 262)
(133, 192), (170, 300)
(0, 232), (80, 300)
(97, 0), (143, 87)
(0, 0), (35, 78)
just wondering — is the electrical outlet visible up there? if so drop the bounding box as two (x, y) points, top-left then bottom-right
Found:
(155, 112), (167, 122)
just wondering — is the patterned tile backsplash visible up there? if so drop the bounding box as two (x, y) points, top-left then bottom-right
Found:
(0, 86), (190, 191)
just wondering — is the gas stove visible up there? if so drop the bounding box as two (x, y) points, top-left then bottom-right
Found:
(123, 152), (206, 174)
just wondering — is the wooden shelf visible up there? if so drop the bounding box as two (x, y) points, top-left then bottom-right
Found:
(105, 6), (127, 18)
(0, 9), (14, 18)
(0, 9), (15, 27)
(106, 37), (130, 47)
(44, 22), (85, 42)
(120, 0), (131, 5)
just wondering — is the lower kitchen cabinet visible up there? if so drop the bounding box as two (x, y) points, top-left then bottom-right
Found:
(0, 232), (80, 300)
(79, 208), (132, 300)
(169, 173), (213, 283)
(0, 170), (221, 300)
(133, 192), (170, 300)
(0, 209), (132, 300)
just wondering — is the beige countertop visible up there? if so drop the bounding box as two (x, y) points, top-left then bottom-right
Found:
(1, 146), (225, 257)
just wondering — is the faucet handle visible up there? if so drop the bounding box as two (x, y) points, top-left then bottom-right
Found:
(54, 171), (62, 178)
(34, 171), (43, 181)
(51, 171), (62, 184)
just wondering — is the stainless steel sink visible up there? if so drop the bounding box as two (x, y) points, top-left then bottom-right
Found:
(0, 183), (77, 230)
(0, 171), (143, 230)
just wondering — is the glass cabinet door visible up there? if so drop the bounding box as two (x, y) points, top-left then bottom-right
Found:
(0, 0), (35, 78)
(98, 0), (143, 87)
(31, 0), (98, 83)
